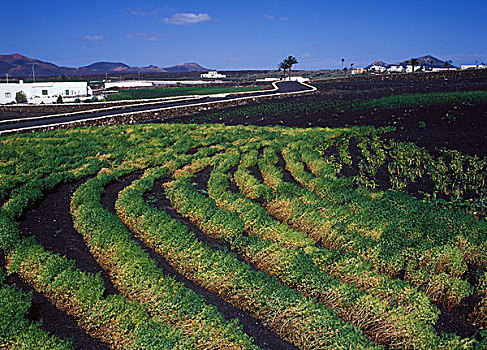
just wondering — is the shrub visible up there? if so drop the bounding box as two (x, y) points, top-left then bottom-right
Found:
(15, 91), (27, 104)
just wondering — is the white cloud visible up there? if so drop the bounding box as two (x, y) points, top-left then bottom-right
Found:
(127, 33), (161, 41)
(265, 15), (289, 21)
(78, 35), (104, 41)
(127, 8), (147, 16)
(163, 13), (211, 25)
(302, 53), (312, 58)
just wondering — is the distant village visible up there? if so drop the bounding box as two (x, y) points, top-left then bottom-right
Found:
(351, 55), (486, 75)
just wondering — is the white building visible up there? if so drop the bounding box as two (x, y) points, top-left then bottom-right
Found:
(0, 81), (92, 104)
(201, 71), (226, 79)
(405, 65), (422, 73)
(388, 65), (405, 73)
(283, 76), (310, 82)
(369, 65), (387, 73)
(104, 81), (153, 89)
(461, 64), (487, 70)
(431, 67), (458, 72)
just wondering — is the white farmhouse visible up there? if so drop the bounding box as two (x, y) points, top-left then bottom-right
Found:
(0, 81), (92, 104)
(388, 65), (405, 73)
(201, 71), (226, 79)
(461, 64), (487, 70)
(431, 67), (458, 72)
(369, 65), (387, 73)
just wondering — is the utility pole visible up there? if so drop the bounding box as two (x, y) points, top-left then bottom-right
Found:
(5, 74), (8, 84)
(32, 64), (36, 82)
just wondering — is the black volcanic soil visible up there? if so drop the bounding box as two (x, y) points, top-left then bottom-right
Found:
(176, 70), (487, 158)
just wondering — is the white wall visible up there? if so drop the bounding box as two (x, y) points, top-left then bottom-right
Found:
(461, 65), (487, 70)
(104, 81), (153, 89)
(0, 81), (91, 104)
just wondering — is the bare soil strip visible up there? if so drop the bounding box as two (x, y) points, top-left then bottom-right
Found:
(19, 178), (118, 296)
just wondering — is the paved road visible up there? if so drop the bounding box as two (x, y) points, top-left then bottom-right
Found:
(0, 81), (314, 134)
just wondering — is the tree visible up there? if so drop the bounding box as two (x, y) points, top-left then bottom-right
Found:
(410, 58), (419, 73)
(445, 60), (453, 68)
(15, 91), (27, 104)
(60, 74), (68, 81)
(56, 95), (63, 103)
(278, 61), (287, 79)
(341, 58), (345, 68)
(283, 56), (298, 79)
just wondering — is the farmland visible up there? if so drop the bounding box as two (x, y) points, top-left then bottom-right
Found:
(1, 70), (486, 349)
(105, 86), (267, 101)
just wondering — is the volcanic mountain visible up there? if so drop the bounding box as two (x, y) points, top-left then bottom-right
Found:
(365, 60), (389, 69)
(365, 55), (456, 69)
(0, 53), (210, 77)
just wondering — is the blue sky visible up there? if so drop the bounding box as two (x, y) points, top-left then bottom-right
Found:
(1, 0), (486, 70)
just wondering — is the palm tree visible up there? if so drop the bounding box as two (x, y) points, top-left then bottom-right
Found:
(410, 58), (419, 73)
(284, 56), (298, 79)
(341, 58), (345, 68)
(278, 61), (287, 79)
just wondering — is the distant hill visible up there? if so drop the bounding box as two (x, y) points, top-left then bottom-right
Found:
(80, 62), (130, 71)
(0, 53), (72, 77)
(365, 55), (456, 69)
(164, 63), (208, 73)
(365, 60), (389, 69)
(0, 53), (210, 77)
(395, 55), (455, 68)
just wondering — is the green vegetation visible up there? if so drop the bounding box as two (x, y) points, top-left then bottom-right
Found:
(0, 270), (73, 349)
(15, 91), (27, 104)
(316, 129), (487, 217)
(0, 120), (485, 348)
(105, 85), (266, 101)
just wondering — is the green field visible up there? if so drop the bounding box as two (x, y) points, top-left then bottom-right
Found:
(0, 121), (486, 349)
(105, 85), (267, 101)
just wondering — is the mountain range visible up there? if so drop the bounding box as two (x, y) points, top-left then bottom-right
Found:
(0, 54), (210, 77)
(365, 55), (455, 69)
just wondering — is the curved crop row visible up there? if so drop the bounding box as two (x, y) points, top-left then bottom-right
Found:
(0, 271), (73, 350)
(116, 166), (378, 350)
(241, 145), (472, 310)
(70, 167), (258, 350)
(0, 173), (189, 349)
(209, 155), (476, 349)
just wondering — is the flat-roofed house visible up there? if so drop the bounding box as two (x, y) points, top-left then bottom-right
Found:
(0, 81), (92, 104)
